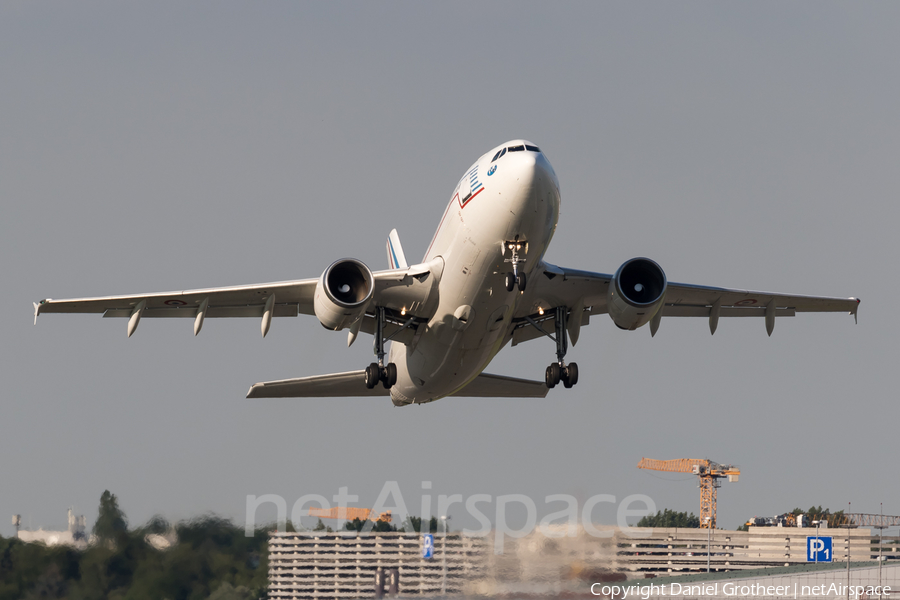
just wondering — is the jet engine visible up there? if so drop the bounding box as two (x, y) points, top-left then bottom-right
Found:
(607, 257), (667, 330)
(314, 258), (375, 330)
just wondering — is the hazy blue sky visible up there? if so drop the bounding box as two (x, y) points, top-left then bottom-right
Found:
(2, 2), (897, 535)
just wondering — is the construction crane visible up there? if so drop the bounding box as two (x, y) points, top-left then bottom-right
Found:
(307, 507), (392, 523)
(637, 458), (740, 529)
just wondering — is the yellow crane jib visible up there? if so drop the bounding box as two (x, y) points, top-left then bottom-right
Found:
(307, 507), (393, 523)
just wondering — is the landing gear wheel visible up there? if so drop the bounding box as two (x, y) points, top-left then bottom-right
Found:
(545, 363), (561, 388)
(382, 363), (398, 389)
(562, 362), (579, 388)
(365, 363), (381, 389)
(516, 272), (527, 292)
(505, 272), (515, 292)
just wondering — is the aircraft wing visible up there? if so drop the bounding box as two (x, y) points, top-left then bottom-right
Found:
(247, 371), (547, 399)
(514, 262), (859, 344)
(34, 261), (442, 339)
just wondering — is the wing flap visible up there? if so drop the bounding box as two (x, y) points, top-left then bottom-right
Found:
(36, 279), (317, 317)
(451, 372), (548, 398)
(664, 282), (860, 315)
(102, 304), (300, 318)
(662, 306), (796, 318)
(247, 371), (390, 398)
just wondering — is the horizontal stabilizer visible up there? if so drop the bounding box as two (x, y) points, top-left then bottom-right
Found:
(247, 371), (390, 398)
(451, 372), (548, 398)
(247, 370), (549, 399)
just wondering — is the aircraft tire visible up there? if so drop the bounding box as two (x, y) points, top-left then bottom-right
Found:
(505, 273), (515, 292)
(384, 363), (397, 388)
(383, 363), (397, 388)
(563, 362), (578, 388)
(516, 272), (526, 292)
(365, 363), (380, 389)
(546, 363), (560, 388)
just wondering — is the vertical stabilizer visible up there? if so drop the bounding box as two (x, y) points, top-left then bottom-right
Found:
(386, 229), (409, 270)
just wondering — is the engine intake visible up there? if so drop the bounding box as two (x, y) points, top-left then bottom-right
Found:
(314, 258), (375, 330)
(608, 257), (667, 330)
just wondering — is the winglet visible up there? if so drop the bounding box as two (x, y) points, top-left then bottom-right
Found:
(851, 297), (860, 324)
(33, 302), (40, 325)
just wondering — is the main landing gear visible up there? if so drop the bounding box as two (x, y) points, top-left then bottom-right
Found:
(504, 236), (527, 292)
(523, 306), (579, 389)
(364, 306), (414, 390)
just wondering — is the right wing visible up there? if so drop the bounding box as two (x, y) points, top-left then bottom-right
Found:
(512, 261), (859, 344)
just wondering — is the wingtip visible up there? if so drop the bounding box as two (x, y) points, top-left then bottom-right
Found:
(246, 385), (259, 399)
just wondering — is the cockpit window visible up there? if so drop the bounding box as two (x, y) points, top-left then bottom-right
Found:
(491, 145), (540, 162)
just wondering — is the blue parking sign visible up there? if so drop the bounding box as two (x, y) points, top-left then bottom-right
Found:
(807, 536), (832, 562)
(422, 534), (434, 559)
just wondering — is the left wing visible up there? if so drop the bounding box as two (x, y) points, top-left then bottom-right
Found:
(34, 260), (443, 339)
(514, 261), (859, 343)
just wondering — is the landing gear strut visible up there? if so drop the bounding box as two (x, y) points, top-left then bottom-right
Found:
(524, 306), (579, 389)
(364, 306), (408, 390)
(504, 236), (527, 292)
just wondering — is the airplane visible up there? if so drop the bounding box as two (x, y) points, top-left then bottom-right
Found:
(34, 140), (860, 406)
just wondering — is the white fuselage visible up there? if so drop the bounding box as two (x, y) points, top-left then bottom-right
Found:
(388, 140), (560, 405)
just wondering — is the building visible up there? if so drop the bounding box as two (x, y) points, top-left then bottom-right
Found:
(15, 508), (89, 549)
(268, 526), (899, 599)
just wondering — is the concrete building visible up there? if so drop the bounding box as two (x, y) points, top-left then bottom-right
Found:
(268, 526), (900, 599)
(15, 508), (90, 549)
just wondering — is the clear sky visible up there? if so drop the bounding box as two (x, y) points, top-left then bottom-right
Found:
(2, 2), (897, 535)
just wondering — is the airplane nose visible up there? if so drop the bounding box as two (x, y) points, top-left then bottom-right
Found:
(508, 151), (538, 186)
(503, 151), (556, 198)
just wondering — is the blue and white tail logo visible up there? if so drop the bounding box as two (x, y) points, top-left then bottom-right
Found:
(387, 229), (409, 270)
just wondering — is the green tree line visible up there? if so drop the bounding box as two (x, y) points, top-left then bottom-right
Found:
(1, 491), (268, 600)
(636, 509), (701, 528)
(1, 492), (444, 600)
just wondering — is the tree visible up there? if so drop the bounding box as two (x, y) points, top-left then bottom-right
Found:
(344, 518), (397, 533)
(636, 509), (700, 528)
(401, 516), (439, 533)
(93, 490), (128, 547)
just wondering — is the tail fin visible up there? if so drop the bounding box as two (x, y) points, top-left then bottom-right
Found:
(386, 229), (408, 270)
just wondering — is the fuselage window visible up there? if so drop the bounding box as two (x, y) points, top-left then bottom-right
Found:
(508, 145), (525, 152)
(525, 145), (541, 152)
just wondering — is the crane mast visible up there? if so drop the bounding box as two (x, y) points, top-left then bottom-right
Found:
(637, 457), (740, 529)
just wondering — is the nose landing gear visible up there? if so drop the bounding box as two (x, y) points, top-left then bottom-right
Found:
(504, 236), (528, 292)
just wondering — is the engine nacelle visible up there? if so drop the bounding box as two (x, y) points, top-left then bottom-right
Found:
(607, 257), (667, 330)
(314, 258), (375, 330)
